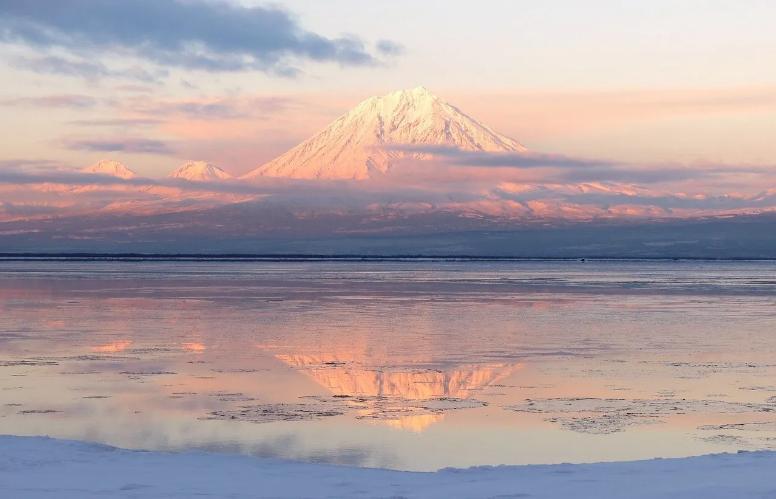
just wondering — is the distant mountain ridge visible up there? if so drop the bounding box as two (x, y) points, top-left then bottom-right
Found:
(243, 86), (526, 180)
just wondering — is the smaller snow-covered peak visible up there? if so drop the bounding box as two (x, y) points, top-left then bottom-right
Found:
(82, 160), (136, 179)
(169, 161), (232, 182)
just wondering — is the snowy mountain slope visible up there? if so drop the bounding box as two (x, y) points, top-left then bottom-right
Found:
(169, 161), (232, 182)
(244, 86), (526, 180)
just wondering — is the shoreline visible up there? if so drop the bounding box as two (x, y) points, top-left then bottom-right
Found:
(2, 435), (774, 498)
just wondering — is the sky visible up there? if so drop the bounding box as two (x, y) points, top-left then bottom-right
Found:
(1, 0), (775, 175)
(0, 0), (775, 250)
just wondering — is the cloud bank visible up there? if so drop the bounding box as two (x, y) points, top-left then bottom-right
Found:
(0, 0), (396, 76)
(1, 157), (775, 227)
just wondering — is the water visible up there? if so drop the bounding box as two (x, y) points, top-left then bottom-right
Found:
(1, 260), (775, 471)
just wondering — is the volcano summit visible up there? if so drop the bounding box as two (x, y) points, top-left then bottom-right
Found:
(244, 87), (525, 180)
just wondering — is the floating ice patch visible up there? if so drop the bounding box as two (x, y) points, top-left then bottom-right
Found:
(18, 409), (61, 415)
(0, 359), (59, 367)
(698, 421), (776, 432)
(508, 397), (776, 434)
(700, 434), (748, 445)
(204, 403), (345, 423)
(207, 391), (256, 402)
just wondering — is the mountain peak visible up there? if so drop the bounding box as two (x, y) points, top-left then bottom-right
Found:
(244, 87), (525, 180)
(407, 85), (434, 97)
(170, 161), (232, 182)
(391, 85), (435, 99)
(82, 160), (136, 179)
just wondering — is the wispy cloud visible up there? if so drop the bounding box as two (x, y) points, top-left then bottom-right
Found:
(69, 118), (163, 128)
(11, 55), (165, 82)
(124, 96), (297, 120)
(391, 145), (609, 169)
(0, 166), (152, 186)
(0, 94), (98, 108)
(0, 159), (68, 169)
(388, 145), (776, 185)
(64, 137), (174, 155)
(0, 0), (398, 76)
(555, 167), (705, 184)
(376, 40), (405, 56)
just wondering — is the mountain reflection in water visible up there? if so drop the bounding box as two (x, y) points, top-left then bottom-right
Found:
(274, 353), (521, 431)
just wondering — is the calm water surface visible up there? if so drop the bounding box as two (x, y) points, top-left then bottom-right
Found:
(1, 261), (775, 470)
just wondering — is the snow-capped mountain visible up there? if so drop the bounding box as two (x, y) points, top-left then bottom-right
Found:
(81, 160), (136, 179)
(169, 161), (232, 182)
(244, 86), (526, 180)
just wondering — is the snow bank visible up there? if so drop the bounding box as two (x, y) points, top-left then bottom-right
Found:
(1, 435), (774, 498)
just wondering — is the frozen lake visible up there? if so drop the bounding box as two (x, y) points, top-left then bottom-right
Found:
(1, 260), (775, 471)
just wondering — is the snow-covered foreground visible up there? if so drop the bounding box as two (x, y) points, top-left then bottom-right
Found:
(2, 436), (775, 498)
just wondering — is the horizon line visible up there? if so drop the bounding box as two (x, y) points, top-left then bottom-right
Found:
(1, 253), (775, 262)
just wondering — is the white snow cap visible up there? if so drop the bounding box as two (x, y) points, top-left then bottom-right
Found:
(169, 161), (232, 182)
(82, 160), (136, 179)
(244, 86), (525, 180)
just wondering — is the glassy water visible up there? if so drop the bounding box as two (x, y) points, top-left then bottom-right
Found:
(1, 260), (775, 471)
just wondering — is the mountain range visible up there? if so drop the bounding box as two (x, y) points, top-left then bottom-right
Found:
(81, 87), (524, 182)
(3, 87), (775, 255)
